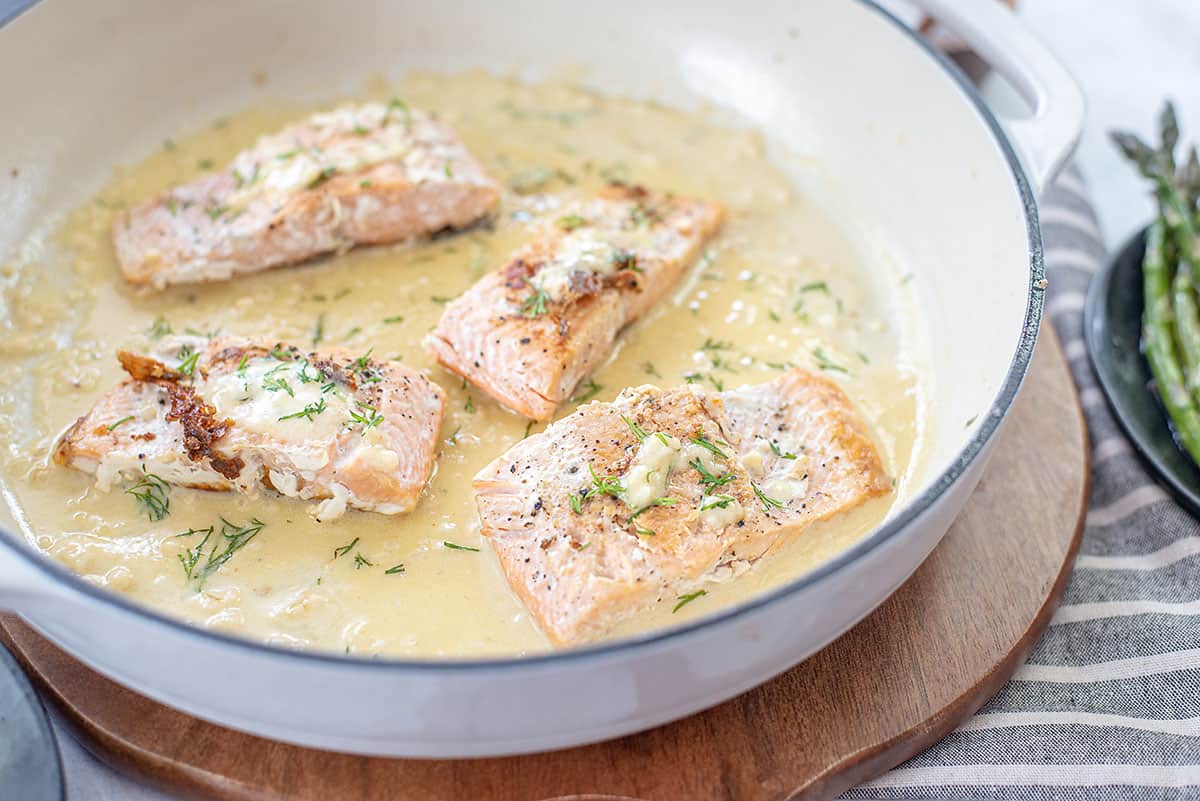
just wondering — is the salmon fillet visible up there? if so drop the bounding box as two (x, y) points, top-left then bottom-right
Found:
(54, 336), (446, 520)
(425, 184), (724, 421)
(472, 370), (891, 645)
(114, 101), (501, 289)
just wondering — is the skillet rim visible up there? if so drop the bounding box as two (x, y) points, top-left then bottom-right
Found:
(0, 0), (1045, 673)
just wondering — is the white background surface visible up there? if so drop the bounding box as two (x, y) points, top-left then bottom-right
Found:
(13, 2), (1199, 799)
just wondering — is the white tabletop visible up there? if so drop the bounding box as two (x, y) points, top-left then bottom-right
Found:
(37, 2), (1200, 798)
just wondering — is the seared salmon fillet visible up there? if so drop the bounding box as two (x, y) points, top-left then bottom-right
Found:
(54, 336), (446, 520)
(114, 101), (500, 288)
(472, 370), (890, 645)
(425, 184), (723, 420)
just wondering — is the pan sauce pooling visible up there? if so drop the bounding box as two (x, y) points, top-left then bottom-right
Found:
(0, 72), (926, 657)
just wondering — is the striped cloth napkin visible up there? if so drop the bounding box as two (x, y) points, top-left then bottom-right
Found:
(843, 167), (1200, 800)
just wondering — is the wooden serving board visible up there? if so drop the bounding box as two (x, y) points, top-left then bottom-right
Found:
(0, 323), (1087, 801)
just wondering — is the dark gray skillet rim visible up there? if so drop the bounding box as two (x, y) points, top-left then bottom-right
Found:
(0, 0), (1045, 673)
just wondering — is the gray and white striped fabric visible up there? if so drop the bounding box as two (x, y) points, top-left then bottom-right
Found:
(843, 166), (1200, 800)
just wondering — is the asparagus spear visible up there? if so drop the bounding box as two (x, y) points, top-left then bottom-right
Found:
(1113, 103), (1200, 278)
(1113, 102), (1200, 463)
(1141, 221), (1200, 464)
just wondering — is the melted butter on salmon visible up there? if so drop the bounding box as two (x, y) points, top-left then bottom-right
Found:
(425, 184), (724, 421)
(472, 369), (891, 646)
(53, 337), (446, 520)
(114, 101), (501, 289)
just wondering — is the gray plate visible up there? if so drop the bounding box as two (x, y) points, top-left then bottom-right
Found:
(1085, 224), (1200, 516)
(0, 640), (64, 801)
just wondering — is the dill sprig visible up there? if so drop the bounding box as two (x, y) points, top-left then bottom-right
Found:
(690, 458), (734, 495)
(751, 482), (787, 511)
(673, 589), (707, 613)
(126, 468), (170, 521)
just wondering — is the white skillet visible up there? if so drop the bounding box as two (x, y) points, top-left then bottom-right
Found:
(0, 0), (1081, 756)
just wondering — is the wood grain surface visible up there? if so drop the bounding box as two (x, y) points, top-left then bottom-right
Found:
(0, 323), (1088, 801)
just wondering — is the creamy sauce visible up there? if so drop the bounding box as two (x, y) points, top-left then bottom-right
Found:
(0, 72), (926, 658)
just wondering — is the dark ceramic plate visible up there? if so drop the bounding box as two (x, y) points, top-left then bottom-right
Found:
(0, 641), (64, 801)
(1085, 225), (1200, 515)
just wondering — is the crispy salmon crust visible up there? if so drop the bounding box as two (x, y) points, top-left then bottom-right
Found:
(425, 184), (724, 420)
(54, 337), (446, 519)
(472, 370), (891, 645)
(114, 102), (500, 289)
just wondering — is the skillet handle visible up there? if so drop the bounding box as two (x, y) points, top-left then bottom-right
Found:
(907, 0), (1085, 196)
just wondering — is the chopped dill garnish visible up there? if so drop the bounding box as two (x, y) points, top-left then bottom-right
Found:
(385, 563), (406, 575)
(197, 158), (214, 170)
(204, 205), (228, 221)
(307, 166), (337, 189)
(106, 415), (135, 432)
(751, 482), (786, 511)
(443, 160), (454, 178)
(812, 348), (848, 374)
(333, 287), (352, 300)
(768, 309), (781, 322)
(700, 494), (737, 511)
(464, 395), (475, 414)
(353, 124), (370, 136)
(295, 359), (320, 384)
(690, 432), (729, 460)
(857, 351), (870, 364)
(127, 468), (170, 521)
(641, 361), (662, 379)
(800, 280), (829, 294)
(569, 493), (584, 514)
(278, 398), (326, 422)
(556, 214), (588, 231)
(351, 348), (374, 372)
(573, 380), (603, 403)
(383, 315), (405, 324)
(236, 355), (250, 375)
(613, 249), (640, 272)
(635, 526), (656, 537)
(621, 414), (650, 442)
(628, 496), (677, 523)
(193, 517), (265, 586)
(768, 440), (798, 460)
(353, 553), (374, 569)
(261, 373), (294, 397)
(443, 541), (480, 552)
(520, 287), (550, 318)
(384, 97), (412, 128)
(343, 326), (362, 341)
(709, 375), (725, 391)
(333, 537), (359, 559)
(431, 295), (453, 305)
(673, 589), (707, 613)
(587, 464), (624, 499)
(346, 402), (384, 434)
(177, 526), (213, 580)
(700, 338), (733, 351)
(176, 345), (200, 376)
(308, 313), (324, 348)
(146, 316), (172, 340)
(320, 381), (337, 394)
(690, 458), (734, 495)
(522, 420), (535, 439)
